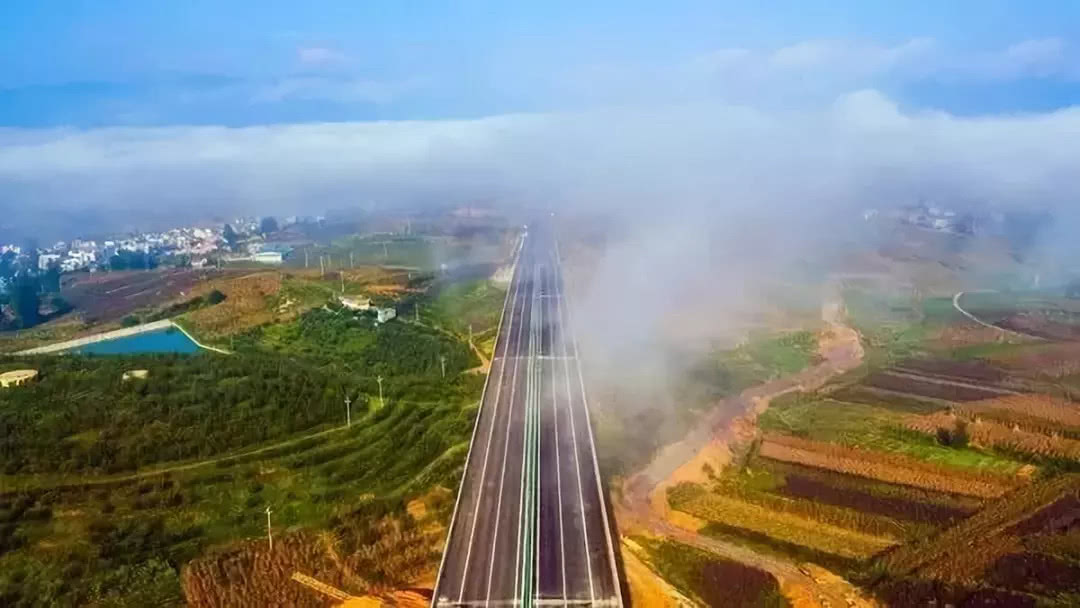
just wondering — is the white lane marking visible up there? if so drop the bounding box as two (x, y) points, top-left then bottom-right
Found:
(511, 265), (536, 605)
(555, 237), (624, 606)
(436, 234), (522, 605)
(457, 249), (526, 603)
(487, 260), (533, 604)
(534, 272), (543, 606)
(555, 256), (595, 602)
(548, 266), (569, 605)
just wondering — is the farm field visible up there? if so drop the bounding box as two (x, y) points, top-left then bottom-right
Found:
(958, 290), (1080, 341)
(0, 263), (502, 606)
(60, 269), (238, 323)
(0, 269), (249, 353)
(285, 232), (512, 274)
(628, 537), (789, 608)
(661, 281), (1080, 607)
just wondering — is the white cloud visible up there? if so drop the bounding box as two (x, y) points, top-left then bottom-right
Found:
(296, 46), (347, 66)
(684, 37), (1075, 93)
(1, 91), (1078, 222)
(251, 76), (418, 104)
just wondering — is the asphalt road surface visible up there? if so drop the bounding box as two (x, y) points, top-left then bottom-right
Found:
(433, 224), (621, 608)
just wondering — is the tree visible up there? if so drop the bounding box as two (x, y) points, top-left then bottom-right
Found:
(12, 272), (40, 328)
(42, 265), (61, 293)
(259, 217), (279, 235)
(223, 224), (240, 251)
(1067, 280), (1080, 300)
(0, 251), (16, 281)
(207, 289), (227, 305)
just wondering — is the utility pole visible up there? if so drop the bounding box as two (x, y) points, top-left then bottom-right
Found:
(376, 375), (385, 408)
(344, 395), (352, 427)
(320, 255), (325, 277)
(305, 248), (309, 268)
(440, 355), (447, 378)
(265, 506), (273, 552)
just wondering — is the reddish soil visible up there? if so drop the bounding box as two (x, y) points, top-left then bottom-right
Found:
(999, 312), (1080, 342)
(893, 359), (1007, 384)
(62, 269), (237, 322)
(1007, 493), (1080, 536)
(863, 371), (1012, 402)
(777, 474), (970, 525)
(987, 552), (1080, 594)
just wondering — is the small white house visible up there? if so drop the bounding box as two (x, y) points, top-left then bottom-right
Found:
(251, 251), (283, 264)
(376, 307), (397, 323)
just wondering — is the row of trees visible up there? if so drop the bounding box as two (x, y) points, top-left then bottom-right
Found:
(0, 315), (482, 475)
(0, 267), (66, 330)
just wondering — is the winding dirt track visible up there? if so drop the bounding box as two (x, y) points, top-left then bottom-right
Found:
(616, 286), (877, 608)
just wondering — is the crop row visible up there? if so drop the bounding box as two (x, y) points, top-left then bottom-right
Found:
(907, 413), (1080, 461)
(879, 474), (1080, 581)
(893, 358), (1007, 383)
(758, 435), (1019, 498)
(756, 457), (985, 514)
(776, 473), (967, 527)
(965, 394), (1080, 428)
(680, 478), (923, 540)
(670, 484), (896, 560)
(863, 371), (1009, 402)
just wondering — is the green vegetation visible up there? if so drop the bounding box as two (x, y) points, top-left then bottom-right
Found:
(291, 234), (505, 273)
(686, 331), (821, 401)
(598, 330), (823, 477)
(422, 279), (506, 339)
(0, 272), (494, 606)
(232, 306), (478, 374)
(0, 347), (476, 477)
(0, 339), (483, 606)
(758, 394), (1025, 474)
(0, 271), (71, 331)
(633, 537), (790, 608)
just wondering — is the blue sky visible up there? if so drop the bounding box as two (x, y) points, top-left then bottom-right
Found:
(2, 1), (1080, 244)
(2, 1), (1079, 127)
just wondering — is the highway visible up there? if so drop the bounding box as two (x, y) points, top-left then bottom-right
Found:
(433, 223), (622, 608)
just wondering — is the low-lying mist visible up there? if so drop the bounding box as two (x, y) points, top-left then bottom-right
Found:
(4, 89), (1080, 471)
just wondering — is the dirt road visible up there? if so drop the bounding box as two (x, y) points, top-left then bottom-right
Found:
(618, 283), (875, 608)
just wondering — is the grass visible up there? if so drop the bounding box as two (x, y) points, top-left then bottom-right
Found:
(759, 394), (1026, 475)
(669, 484), (897, 560)
(632, 537), (790, 608)
(687, 331), (822, 400)
(0, 394), (479, 607)
(0, 281), (489, 606)
(421, 279), (507, 343)
(743, 331), (820, 375)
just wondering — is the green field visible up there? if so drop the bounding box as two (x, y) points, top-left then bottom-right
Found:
(597, 330), (823, 477)
(631, 537), (789, 608)
(0, 280), (489, 606)
(285, 234), (508, 273)
(758, 394), (1025, 474)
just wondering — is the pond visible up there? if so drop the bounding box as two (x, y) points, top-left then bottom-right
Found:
(67, 327), (201, 355)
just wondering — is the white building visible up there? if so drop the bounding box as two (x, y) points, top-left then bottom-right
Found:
(376, 307), (397, 323)
(251, 251), (283, 264)
(38, 254), (61, 270)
